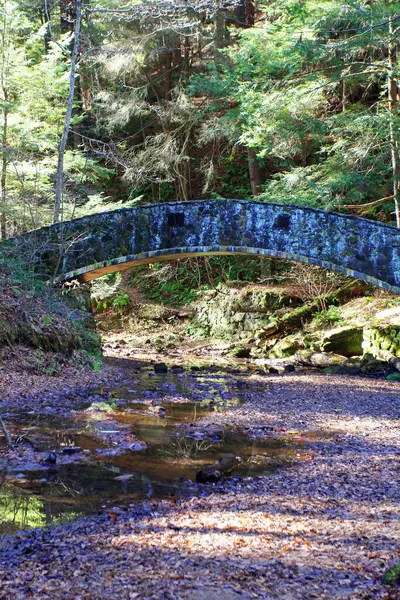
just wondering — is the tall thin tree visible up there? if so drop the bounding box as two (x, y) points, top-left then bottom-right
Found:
(0, 0), (10, 239)
(53, 0), (82, 224)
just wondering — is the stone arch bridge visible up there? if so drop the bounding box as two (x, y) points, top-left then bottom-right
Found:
(9, 199), (400, 294)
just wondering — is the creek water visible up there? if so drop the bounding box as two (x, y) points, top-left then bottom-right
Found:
(0, 366), (312, 535)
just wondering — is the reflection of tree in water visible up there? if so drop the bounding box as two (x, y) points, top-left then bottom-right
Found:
(0, 487), (46, 532)
(0, 479), (85, 534)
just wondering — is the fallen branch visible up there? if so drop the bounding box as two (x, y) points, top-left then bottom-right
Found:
(335, 195), (394, 209)
(0, 417), (14, 450)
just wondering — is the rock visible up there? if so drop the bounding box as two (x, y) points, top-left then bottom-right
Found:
(196, 453), (242, 483)
(323, 365), (361, 376)
(268, 335), (302, 359)
(149, 406), (166, 417)
(154, 362), (168, 373)
(321, 326), (363, 357)
(363, 326), (400, 359)
(62, 446), (83, 455)
(230, 347), (251, 358)
(181, 423), (224, 440)
(44, 452), (57, 464)
(360, 354), (394, 375)
(296, 350), (348, 368)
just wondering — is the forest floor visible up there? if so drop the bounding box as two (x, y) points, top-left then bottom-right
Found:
(0, 347), (399, 599)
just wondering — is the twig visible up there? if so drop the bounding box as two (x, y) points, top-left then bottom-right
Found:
(0, 416), (14, 450)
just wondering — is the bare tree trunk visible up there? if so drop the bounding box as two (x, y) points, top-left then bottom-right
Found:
(388, 15), (400, 227)
(342, 81), (350, 112)
(164, 50), (172, 100)
(0, 107), (7, 240)
(214, 8), (230, 69)
(53, 0), (82, 224)
(247, 148), (263, 196)
(245, 0), (255, 27)
(234, 2), (260, 195)
(183, 35), (190, 84)
(0, 3), (8, 240)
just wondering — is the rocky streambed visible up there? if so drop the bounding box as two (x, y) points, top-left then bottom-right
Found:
(0, 360), (399, 599)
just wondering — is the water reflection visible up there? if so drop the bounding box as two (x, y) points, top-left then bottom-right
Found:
(0, 366), (308, 535)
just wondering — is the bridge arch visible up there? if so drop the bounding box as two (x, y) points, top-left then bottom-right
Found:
(10, 199), (400, 294)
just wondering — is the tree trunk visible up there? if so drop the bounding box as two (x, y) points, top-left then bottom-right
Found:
(60, 0), (75, 35)
(196, 453), (242, 483)
(248, 148), (263, 195)
(235, 0), (254, 28)
(214, 8), (230, 69)
(0, 105), (7, 240)
(164, 50), (172, 100)
(53, 0), (82, 224)
(245, 0), (255, 27)
(183, 35), (190, 84)
(0, 3), (8, 240)
(388, 15), (400, 227)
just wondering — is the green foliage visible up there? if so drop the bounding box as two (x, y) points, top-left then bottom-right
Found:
(385, 372), (400, 382)
(383, 562), (400, 585)
(127, 256), (274, 307)
(312, 305), (342, 327)
(89, 400), (116, 413)
(112, 291), (130, 314)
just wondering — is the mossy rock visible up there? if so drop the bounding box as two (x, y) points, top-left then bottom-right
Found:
(360, 356), (395, 375)
(268, 335), (302, 359)
(230, 346), (251, 358)
(321, 326), (363, 357)
(138, 304), (172, 321)
(363, 326), (400, 359)
(324, 365), (361, 376)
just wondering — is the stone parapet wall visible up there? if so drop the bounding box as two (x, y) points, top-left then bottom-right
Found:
(6, 199), (400, 293)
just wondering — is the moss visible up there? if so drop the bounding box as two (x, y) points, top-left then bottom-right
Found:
(386, 372), (400, 382)
(268, 335), (301, 359)
(383, 562), (400, 586)
(324, 365), (361, 375)
(321, 327), (363, 357)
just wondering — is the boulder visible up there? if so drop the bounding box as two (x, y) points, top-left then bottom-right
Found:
(230, 346), (251, 358)
(196, 453), (242, 483)
(268, 335), (302, 359)
(295, 350), (348, 368)
(321, 326), (363, 356)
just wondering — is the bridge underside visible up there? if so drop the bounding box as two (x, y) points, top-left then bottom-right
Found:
(65, 245), (400, 294)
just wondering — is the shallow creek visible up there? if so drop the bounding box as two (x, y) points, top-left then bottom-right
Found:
(0, 366), (318, 535)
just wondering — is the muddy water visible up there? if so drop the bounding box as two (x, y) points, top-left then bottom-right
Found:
(0, 367), (313, 535)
